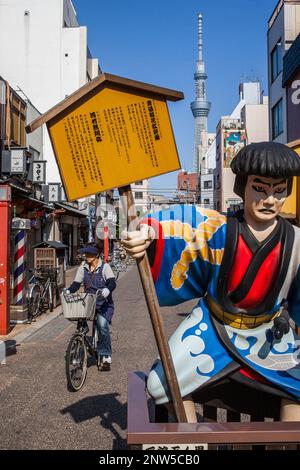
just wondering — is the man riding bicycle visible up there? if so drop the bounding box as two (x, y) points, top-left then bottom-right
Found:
(66, 242), (116, 371)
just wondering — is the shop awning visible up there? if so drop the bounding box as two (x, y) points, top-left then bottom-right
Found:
(54, 202), (88, 218)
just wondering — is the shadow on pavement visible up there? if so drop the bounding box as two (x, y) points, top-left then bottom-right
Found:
(60, 393), (127, 449)
(5, 340), (18, 357)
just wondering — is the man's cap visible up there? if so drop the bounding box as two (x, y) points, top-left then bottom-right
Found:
(78, 245), (99, 255)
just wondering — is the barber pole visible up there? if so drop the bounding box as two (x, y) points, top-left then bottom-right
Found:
(104, 222), (109, 263)
(13, 230), (27, 305)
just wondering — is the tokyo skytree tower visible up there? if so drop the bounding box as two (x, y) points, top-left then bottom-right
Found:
(191, 13), (211, 173)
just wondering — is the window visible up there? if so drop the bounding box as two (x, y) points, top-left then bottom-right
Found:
(135, 192), (143, 199)
(204, 180), (212, 189)
(272, 99), (283, 139)
(271, 40), (282, 82)
(135, 180), (143, 185)
(136, 206), (143, 217)
(204, 199), (210, 205)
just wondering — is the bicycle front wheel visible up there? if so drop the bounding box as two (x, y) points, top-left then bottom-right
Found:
(65, 333), (88, 392)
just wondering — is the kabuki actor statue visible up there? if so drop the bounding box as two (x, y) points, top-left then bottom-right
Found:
(122, 142), (300, 422)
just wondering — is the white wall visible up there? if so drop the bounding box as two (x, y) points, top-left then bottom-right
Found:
(87, 58), (100, 80)
(63, 0), (78, 27)
(62, 26), (88, 97)
(223, 168), (241, 211)
(241, 82), (261, 105)
(284, 3), (300, 43)
(0, 0), (63, 110)
(204, 136), (216, 170)
(132, 179), (150, 214)
(243, 101), (269, 143)
(0, 0), (99, 183)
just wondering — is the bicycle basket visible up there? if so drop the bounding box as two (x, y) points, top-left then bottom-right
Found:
(61, 291), (97, 321)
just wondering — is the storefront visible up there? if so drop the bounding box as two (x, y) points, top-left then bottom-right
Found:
(54, 203), (87, 266)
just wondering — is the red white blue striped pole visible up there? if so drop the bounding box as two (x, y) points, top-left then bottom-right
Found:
(13, 230), (27, 305)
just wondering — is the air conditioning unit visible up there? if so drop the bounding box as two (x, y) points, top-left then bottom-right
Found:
(1, 148), (29, 175)
(12, 218), (31, 230)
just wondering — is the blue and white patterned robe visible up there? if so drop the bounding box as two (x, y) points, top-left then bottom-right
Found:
(143, 205), (300, 405)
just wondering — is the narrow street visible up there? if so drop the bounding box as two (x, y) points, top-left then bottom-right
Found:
(0, 267), (195, 450)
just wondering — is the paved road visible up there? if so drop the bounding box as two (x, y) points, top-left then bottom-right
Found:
(0, 266), (195, 450)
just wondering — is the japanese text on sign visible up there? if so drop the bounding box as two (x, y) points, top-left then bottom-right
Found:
(48, 87), (180, 200)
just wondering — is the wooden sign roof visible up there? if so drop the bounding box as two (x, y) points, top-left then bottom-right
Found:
(26, 72), (184, 200)
(26, 72), (184, 134)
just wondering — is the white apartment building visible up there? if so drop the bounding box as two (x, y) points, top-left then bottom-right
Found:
(268, 0), (300, 143)
(215, 82), (269, 213)
(0, 0), (100, 182)
(132, 180), (150, 216)
(241, 96), (269, 144)
(199, 131), (216, 208)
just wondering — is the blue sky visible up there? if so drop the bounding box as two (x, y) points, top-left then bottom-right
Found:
(73, 0), (277, 190)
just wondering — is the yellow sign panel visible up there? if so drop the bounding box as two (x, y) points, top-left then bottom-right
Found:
(281, 177), (297, 216)
(282, 142), (300, 220)
(48, 87), (181, 200)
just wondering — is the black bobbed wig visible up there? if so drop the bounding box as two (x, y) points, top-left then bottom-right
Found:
(230, 141), (300, 199)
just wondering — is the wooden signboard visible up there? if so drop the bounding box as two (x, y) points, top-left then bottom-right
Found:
(27, 73), (188, 423)
(26, 73), (182, 201)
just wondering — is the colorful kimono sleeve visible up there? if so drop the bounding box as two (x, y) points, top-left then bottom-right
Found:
(287, 265), (300, 326)
(142, 205), (227, 307)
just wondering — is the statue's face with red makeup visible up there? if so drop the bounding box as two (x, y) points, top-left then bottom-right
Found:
(244, 175), (288, 223)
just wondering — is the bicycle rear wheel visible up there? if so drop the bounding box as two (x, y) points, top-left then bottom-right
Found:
(28, 284), (42, 322)
(65, 333), (88, 392)
(111, 264), (120, 281)
(47, 283), (54, 312)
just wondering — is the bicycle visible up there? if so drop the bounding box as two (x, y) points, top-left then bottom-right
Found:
(109, 252), (129, 281)
(27, 268), (58, 323)
(110, 260), (120, 281)
(62, 289), (103, 392)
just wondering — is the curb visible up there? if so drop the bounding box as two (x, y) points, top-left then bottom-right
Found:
(5, 306), (63, 346)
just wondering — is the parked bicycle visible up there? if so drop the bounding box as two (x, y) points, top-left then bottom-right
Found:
(109, 259), (121, 281)
(108, 250), (128, 281)
(62, 289), (103, 392)
(27, 267), (58, 323)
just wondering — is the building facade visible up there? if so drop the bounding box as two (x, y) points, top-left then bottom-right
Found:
(131, 180), (150, 216)
(282, 32), (300, 142)
(177, 171), (200, 203)
(200, 171), (214, 208)
(0, 0), (100, 182)
(199, 131), (216, 208)
(214, 82), (269, 213)
(267, 0), (300, 143)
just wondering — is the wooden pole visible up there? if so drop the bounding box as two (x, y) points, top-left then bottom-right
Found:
(119, 185), (187, 423)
